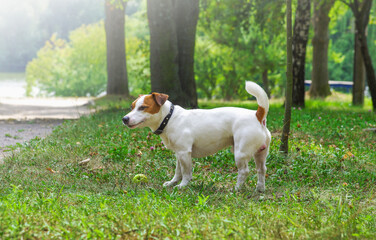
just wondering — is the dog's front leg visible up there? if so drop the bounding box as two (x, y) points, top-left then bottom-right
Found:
(175, 151), (192, 189)
(163, 159), (182, 187)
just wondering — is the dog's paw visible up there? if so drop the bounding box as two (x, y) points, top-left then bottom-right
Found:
(256, 184), (265, 193)
(163, 181), (177, 187)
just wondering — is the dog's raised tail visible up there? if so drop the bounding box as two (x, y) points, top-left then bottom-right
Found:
(245, 81), (269, 125)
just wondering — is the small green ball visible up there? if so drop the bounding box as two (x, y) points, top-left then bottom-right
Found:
(132, 174), (148, 183)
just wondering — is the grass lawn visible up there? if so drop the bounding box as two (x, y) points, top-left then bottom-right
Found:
(0, 95), (375, 239)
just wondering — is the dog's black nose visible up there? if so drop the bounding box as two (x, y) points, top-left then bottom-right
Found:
(122, 116), (130, 125)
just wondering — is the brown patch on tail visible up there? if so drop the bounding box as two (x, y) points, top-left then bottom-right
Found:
(256, 106), (265, 124)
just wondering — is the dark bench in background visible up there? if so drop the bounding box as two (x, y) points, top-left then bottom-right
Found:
(304, 80), (353, 92)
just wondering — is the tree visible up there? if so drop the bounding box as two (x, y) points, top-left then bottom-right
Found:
(197, 0), (285, 100)
(105, 0), (129, 96)
(280, 0), (293, 154)
(174, 0), (200, 108)
(147, 0), (199, 108)
(343, 0), (376, 110)
(292, 0), (311, 107)
(309, 0), (335, 98)
(353, 28), (366, 105)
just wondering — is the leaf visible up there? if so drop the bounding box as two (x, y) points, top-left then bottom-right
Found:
(46, 167), (59, 173)
(79, 158), (91, 165)
(342, 151), (354, 160)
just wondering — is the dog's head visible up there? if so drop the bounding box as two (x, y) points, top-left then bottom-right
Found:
(122, 92), (169, 129)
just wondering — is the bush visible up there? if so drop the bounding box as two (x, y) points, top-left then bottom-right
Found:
(26, 13), (150, 97)
(26, 22), (106, 97)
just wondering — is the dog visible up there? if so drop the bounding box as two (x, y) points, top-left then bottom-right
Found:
(122, 81), (271, 192)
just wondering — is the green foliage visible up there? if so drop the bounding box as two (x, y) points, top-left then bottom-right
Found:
(124, 9), (151, 96)
(25, 11), (150, 97)
(26, 23), (107, 97)
(305, 1), (376, 83)
(195, 0), (286, 100)
(22, 0), (376, 98)
(0, 98), (375, 238)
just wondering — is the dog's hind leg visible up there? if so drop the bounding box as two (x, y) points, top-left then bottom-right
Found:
(234, 152), (250, 190)
(163, 159), (182, 187)
(253, 144), (269, 192)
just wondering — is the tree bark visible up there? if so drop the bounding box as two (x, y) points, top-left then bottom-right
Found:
(353, 30), (366, 106)
(147, 0), (183, 105)
(292, 0), (310, 107)
(344, 0), (376, 111)
(174, 0), (199, 108)
(309, 0), (334, 98)
(147, 0), (199, 108)
(355, 0), (376, 111)
(280, 0), (293, 154)
(105, 0), (129, 96)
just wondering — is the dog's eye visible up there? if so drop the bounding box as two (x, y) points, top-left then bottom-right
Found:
(138, 106), (148, 111)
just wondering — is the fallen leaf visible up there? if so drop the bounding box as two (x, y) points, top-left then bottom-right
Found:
(79, 158), (91, 165)
(343, 151), (355, 160)
(46, 167), (59, 173)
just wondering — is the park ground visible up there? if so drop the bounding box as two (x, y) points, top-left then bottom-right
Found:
(0, 97), (93, 162)
(0, 92), (375, 239)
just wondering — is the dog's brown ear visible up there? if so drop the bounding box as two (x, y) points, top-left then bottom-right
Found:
(152, 92), (169, 106)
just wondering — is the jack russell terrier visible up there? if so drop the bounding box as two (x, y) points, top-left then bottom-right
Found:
(122, 81), (271, 192)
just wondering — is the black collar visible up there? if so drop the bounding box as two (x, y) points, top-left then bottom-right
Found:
(154, 104), (174, 135)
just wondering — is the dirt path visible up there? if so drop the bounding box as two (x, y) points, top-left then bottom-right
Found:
(0, 98), (94, 163)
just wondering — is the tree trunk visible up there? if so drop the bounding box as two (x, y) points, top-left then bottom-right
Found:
(347, 0), (376, 111)
(292, 0), (310, 107)
(147, 0), (183, 105)
(174, 0), (199, 108)
(280, 0), (293, 154)
(105, 0), (129, 96)
(353, 31), (366, 106)
(147, 0), (199, 108)
(355, 0), (376, 111)
(309, 0), (334, 98)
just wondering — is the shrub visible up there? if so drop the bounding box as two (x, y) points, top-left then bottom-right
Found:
(26, 13), (150, 97)
(26, 22), (106, 97)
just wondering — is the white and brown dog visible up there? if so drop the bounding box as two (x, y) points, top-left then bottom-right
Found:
(122, 81), (271, 192)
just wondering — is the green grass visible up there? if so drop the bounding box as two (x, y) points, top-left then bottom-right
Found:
(0, 97), (375, 239)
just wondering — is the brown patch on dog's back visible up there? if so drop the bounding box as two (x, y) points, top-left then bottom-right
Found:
(256, 106), (265, 124)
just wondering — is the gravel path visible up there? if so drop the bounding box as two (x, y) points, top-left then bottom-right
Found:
(0, 98), (94, 163)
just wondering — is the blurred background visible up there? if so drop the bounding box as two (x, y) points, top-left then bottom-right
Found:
(0, 0), (375, 101)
